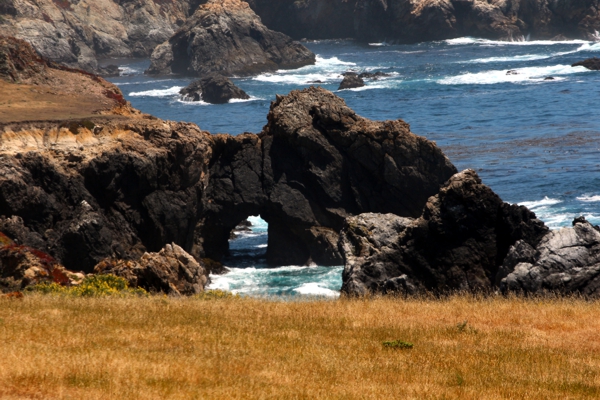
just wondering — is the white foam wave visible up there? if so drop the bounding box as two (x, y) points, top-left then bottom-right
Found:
(207, 265), (343, 298)
(519, 196), (563, 209)
(129, 86), (182, 97)
(577, 195), (600, 202)
(293, 282), (340, 298)
(115, 79), (175, 86)
(229, 96), (263, 103)
(247, 216), (268, 230)
(439, 65), (588, 85)
(119, 66), (141, 76)
(253, 56), (356, 85)
(445, 37), (590, 46)
(369, 42), (390, 47)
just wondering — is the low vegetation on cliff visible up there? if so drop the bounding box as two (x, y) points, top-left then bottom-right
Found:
(0, 294), (599, 399)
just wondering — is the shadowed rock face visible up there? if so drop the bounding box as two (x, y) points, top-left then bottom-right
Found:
(147, 0), (316, 76)
(572, 58), (600, 70)
(246, 0), (600, 43)
(0, 84), (456, 271)
(340, 169), (549, 296)
(202, 87), (457, 265)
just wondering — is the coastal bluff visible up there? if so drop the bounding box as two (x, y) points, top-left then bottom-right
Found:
(0, 37), (456, 293)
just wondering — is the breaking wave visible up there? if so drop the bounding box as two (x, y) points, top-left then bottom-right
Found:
(439, 64), (588, 85)
(129, 86), (183, 97)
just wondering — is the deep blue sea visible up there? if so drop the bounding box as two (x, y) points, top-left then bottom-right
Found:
(106, 37), (600, 298)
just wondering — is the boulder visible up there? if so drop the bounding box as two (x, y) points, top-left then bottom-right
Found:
(572, 57), (600, 70)
(0, 232), (83, 293)
(180, 75), (250, 104)
(340, 169), (549, 296)
(94, 243), (208, 296)
(500, 218), (600, 297)
(338, 74), (365, 90)
(146, 0), (316, 77)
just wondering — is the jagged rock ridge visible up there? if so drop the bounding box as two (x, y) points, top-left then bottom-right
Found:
(340, 169), (549, 296)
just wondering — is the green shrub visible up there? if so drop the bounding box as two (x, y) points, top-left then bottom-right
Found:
(27, 275), (147, 297)
(382, 340), (414, 349)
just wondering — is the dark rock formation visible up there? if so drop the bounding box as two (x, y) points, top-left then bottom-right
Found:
(246, 0), (356, 40)
(338, 74), (365, 90)
(0, 84), (456, 272)
(146, 0), (316, 77)
(202, 86), (457, 265)
(359, 71), (391, 79)
(340, 169), (549, 296)
(246, 0), (600, 43)
(180, 75), (250, 104)
(499, 217), (600, 297)
(572, 57), (600, 70)
(0, 0), (202, 72)
(95, 243), (208, 296)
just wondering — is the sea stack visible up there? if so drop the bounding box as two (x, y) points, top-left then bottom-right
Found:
(146, 0), (316, 76)
(180, 75), (250, 104)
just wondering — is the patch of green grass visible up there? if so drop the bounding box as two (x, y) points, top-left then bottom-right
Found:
(382, 339), (413, 349)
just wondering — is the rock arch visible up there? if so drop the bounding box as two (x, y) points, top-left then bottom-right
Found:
(200, 87), (457, 265)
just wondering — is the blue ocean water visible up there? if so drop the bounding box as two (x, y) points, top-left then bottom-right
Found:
(107, 38), (600, 297)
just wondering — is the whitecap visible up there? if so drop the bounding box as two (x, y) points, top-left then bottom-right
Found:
(293, 282), (340, 298)
(576, 195), (600, 202)
(445, 37), (590, 46)
(129, 86), (183, 97)
(252, 55), (356, 85)
(247, 215), (268, 231)
(368, 42), (390, 47)
(115, 79), (175, 86)
(519, 196), (563, 209)
(228, 96), (264, 103)
(119, 66), (141, 76)
(439, 65), (588, 85)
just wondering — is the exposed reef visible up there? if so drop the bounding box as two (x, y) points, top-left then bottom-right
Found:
(180, 75), (250, 104)
(147, 0), (316, 77)
(572, 57), (600, 70)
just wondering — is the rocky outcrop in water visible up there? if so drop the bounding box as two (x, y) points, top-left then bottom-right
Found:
(202, 87), (457, 265)
(340, 169), (549, 296)
(94, 243), (208, 296)
(180, 75), (250, 104)
(572, 57), (600, 70)
(338, 74), (365, 90)
(0, 0), (201, 72)
(146, 0), (315, 77)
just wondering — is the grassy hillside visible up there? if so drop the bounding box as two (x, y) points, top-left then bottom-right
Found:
(1, 294), (599, 399)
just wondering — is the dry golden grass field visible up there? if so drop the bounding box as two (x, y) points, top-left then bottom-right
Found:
(0, 293), (599, 399)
